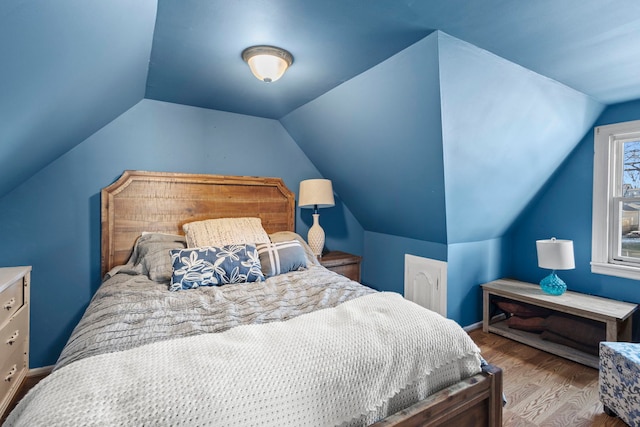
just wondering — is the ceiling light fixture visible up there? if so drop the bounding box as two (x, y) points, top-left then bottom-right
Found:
(242, 45), (293, 83)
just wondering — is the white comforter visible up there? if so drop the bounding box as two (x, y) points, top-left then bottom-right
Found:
(6, 292), (481, 427)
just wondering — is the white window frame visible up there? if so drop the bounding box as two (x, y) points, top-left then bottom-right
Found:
(592, 119), (640, 280)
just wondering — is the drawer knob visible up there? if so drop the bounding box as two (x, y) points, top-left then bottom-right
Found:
(6, 330), (19, 345)
(4, 365), (16, 382)
(3, 297), (15, 310)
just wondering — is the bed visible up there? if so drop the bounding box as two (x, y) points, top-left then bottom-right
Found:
(5, 170), (502, 427)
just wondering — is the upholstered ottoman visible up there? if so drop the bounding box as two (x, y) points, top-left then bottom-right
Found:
(600, 342), (640, 427)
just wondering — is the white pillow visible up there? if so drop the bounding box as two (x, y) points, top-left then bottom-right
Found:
(183, 217), (270, 248)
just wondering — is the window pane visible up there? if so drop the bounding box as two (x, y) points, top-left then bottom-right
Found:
(623, 140), (640, 194)
(620, 200), (640, 261)
(618, 139), (640, 263)
(593, 120), (640, 279)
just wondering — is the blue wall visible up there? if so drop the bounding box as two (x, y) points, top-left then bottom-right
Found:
(510, 99), (640, 338)
(282, 32), (449, 303)
(281, 31), (447, 245)
(362, 231), (448, 294)
(437, 32), (604, 244)
(282, 31), (604, 329)
(432, 33), (602, 323)
(0, 99), (363, 368)
(510, 99), (640, 299)
(0, 0), (156, 199)
(447, 238), (510, 326)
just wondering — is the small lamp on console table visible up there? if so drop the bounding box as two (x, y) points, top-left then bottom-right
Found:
(536, 237), (575, 295)
(299, 179), (335, 258)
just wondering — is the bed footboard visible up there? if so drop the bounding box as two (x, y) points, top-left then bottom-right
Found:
(372, 363), (503, 427)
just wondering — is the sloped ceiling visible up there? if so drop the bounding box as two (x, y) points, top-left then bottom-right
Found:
(281, 32), (604, 244)
(0, 0), (157, 198)
(1, 0), (640, 239)
(437, 33), (604, 243)
(281, 34), (448, 243)
(145, 0), (640, 118)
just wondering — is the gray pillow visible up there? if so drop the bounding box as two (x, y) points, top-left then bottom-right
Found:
(135, 233), (187, 282)
(256, 240), (307, 278)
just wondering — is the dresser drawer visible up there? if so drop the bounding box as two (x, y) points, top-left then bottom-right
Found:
(0, 267), (30, 418)
(0, 277), (24, 329)
(0, 321), (27, 406)
(0, 306), (28, 360)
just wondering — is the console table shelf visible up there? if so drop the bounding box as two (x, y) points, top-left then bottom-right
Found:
(482, 279), (638, 369)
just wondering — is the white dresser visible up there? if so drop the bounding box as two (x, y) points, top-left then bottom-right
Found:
(0, 266), (30, 416)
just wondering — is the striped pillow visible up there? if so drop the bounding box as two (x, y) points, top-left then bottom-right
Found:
(256, 240), (307, 278)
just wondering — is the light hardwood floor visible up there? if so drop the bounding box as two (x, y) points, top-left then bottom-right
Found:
(468, 328), (627, 427)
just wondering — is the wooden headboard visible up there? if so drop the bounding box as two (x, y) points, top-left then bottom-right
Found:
(101, 170), (295, 276)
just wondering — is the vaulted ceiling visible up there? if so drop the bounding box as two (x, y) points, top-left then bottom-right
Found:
(2, 0), (640, 218)
(147, 0), (640, 118)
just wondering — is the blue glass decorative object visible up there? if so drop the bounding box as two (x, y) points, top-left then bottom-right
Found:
(539, 271), (567, 295)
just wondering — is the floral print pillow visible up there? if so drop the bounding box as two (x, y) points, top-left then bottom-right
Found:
(169, 244), (264, 291)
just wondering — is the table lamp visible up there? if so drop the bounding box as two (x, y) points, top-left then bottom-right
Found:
(536, 237), (575, 295)
(298, 179), (335, 258)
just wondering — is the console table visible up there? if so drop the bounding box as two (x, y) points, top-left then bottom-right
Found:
(482, 278), (638, 368)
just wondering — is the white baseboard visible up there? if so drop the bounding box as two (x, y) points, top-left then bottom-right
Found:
(28, 366), (53, 377)
(463, 322), (482, 332)
(463, 313), (507, 333)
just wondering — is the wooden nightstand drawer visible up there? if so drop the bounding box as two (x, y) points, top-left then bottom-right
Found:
(320, 251), (362, 282)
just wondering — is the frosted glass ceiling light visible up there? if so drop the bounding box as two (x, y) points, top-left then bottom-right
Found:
(242, 45), (293, 83)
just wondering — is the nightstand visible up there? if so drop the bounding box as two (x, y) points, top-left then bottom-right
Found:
(320, 251), (361, 282)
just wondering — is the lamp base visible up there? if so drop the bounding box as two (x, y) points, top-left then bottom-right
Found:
(539, 272), (567, 295)
(307, 213), (325, 259)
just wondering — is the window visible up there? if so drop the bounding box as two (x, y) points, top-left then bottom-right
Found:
(592, 119), (640, 280)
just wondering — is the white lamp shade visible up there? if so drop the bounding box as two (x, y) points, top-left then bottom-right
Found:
(299, 179), (335, 208)
(536, 238), (575, 270)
